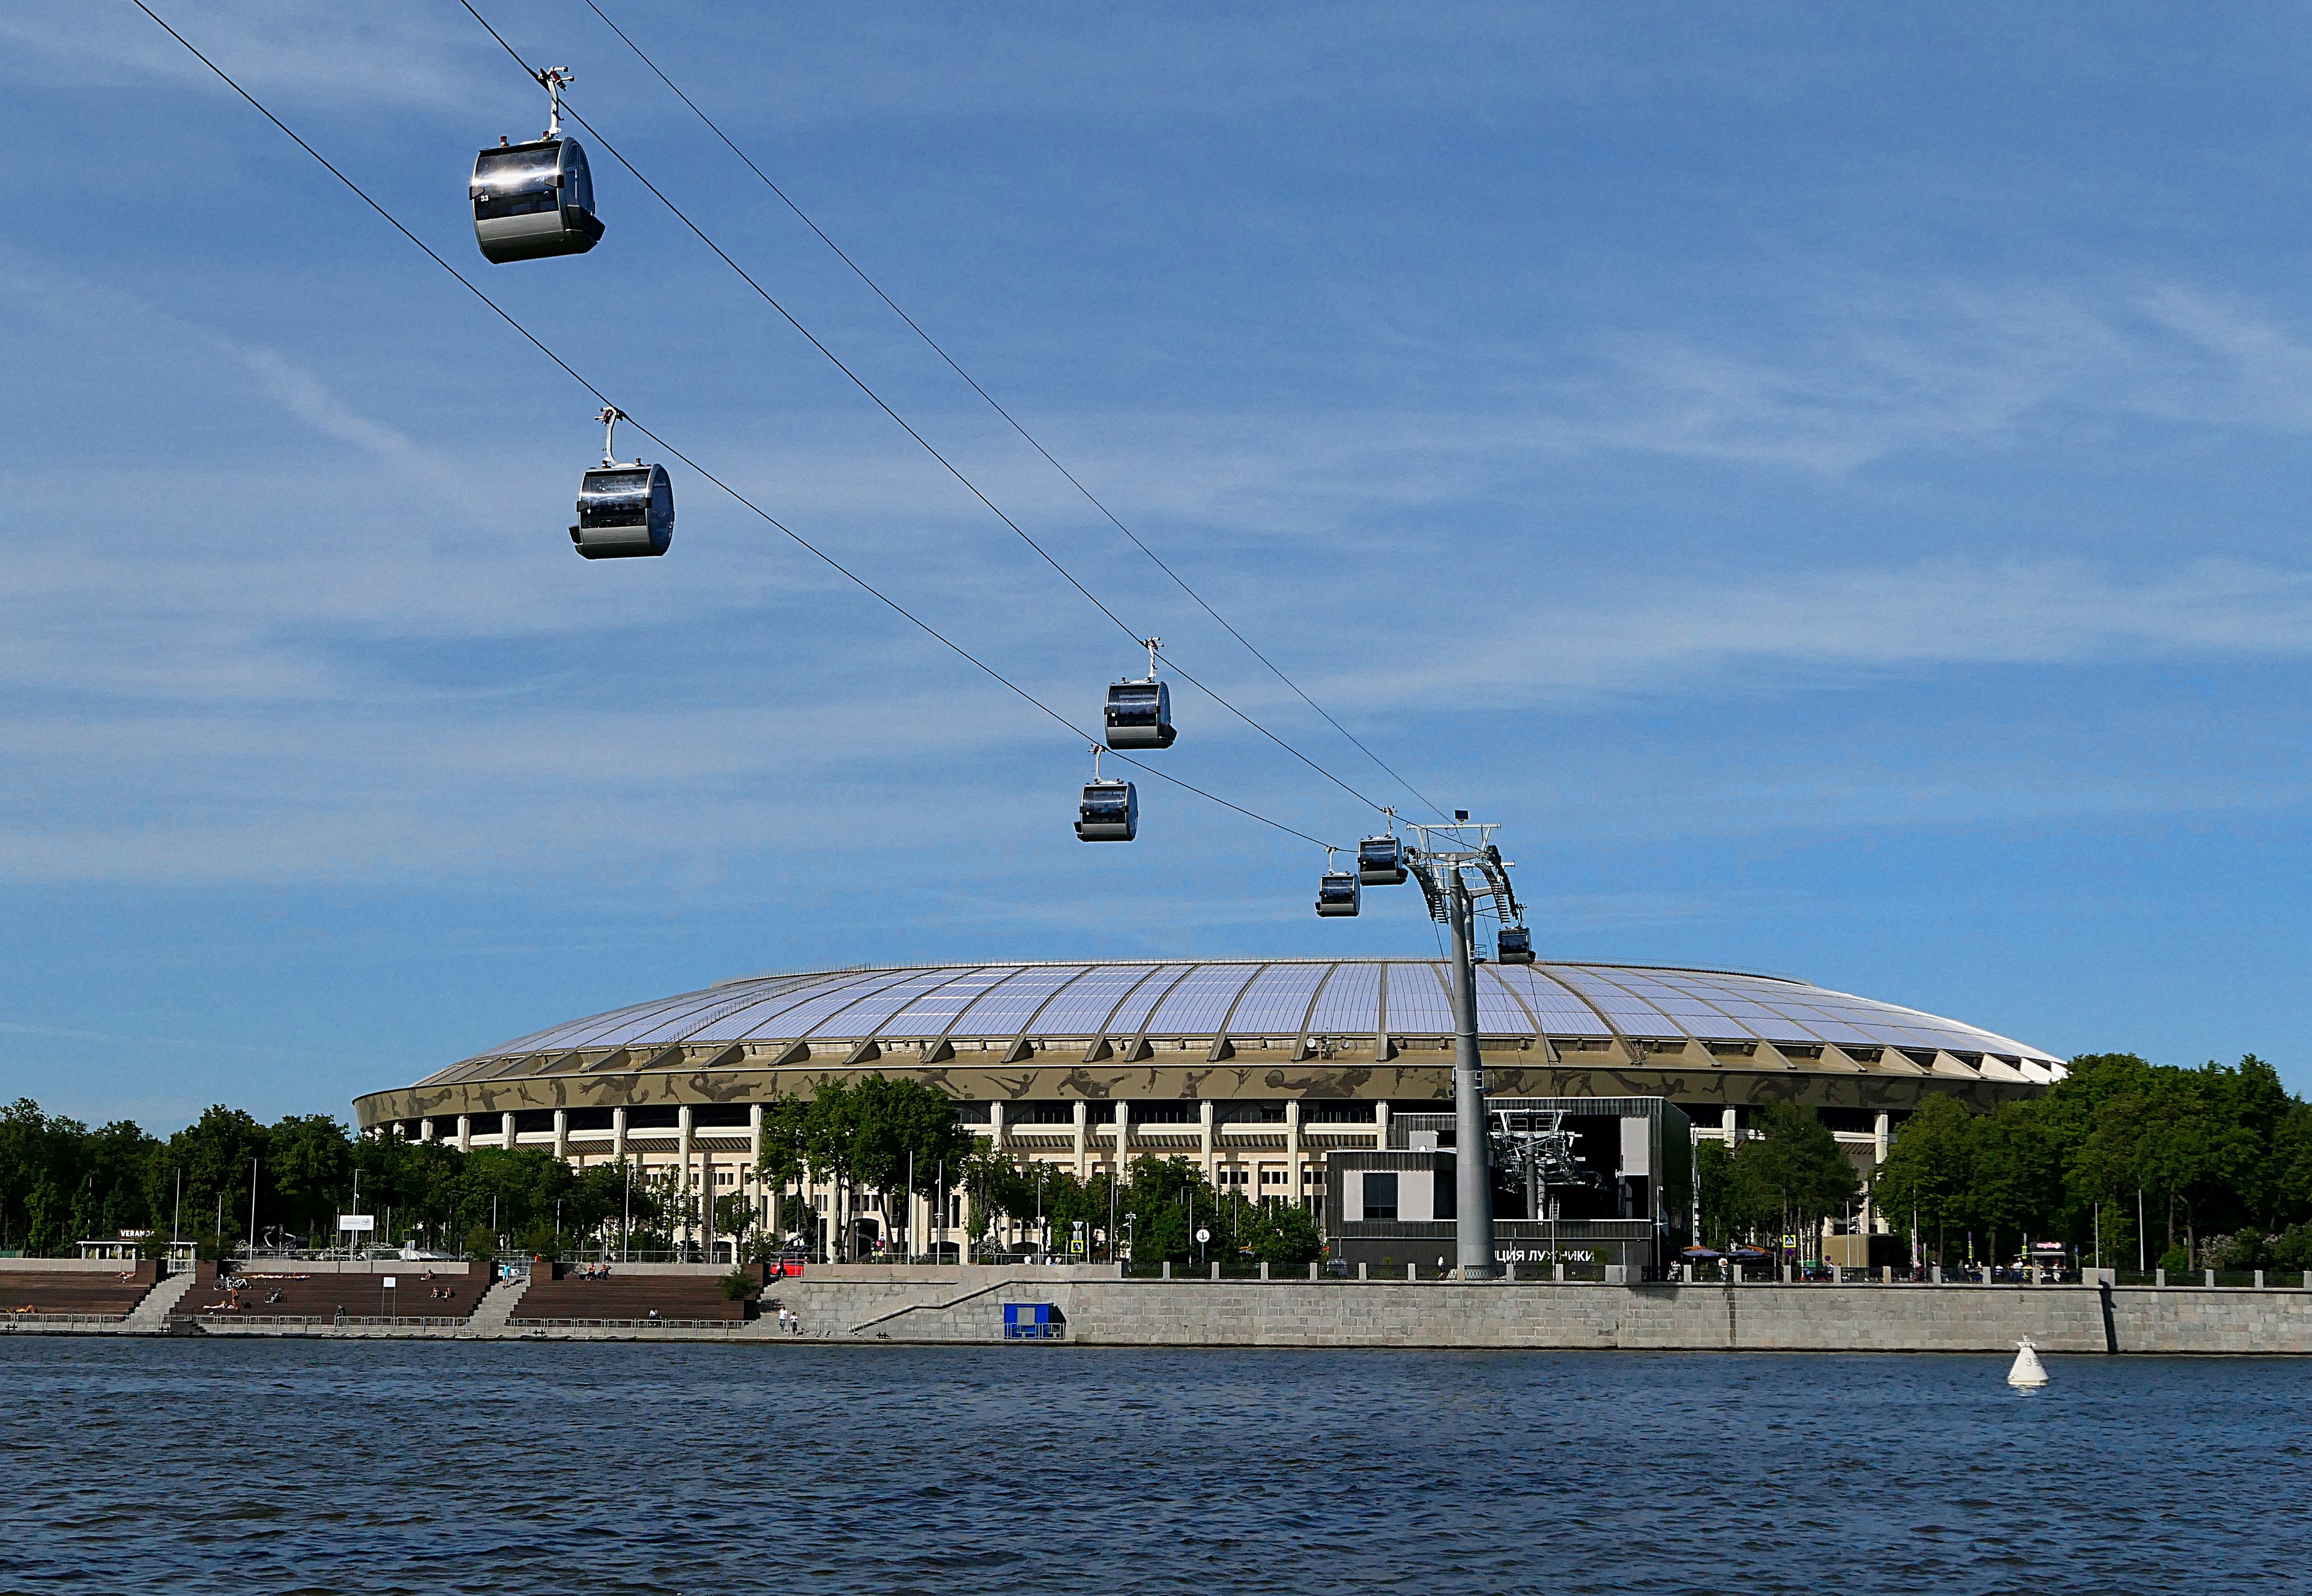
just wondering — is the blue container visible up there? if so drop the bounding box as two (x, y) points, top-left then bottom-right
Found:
(1003, 1302), (1062, 1340)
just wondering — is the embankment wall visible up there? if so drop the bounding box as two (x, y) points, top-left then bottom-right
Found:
(769, 1274), (2312, 1355)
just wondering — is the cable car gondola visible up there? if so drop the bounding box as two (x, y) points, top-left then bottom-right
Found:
(472, 68), (603, 265)
(1316, 861), (1360, 917)
(1103, 637), (1176, 750)
(572, 408), (672, 559)
(1075, 747), (1138, 842)
(1357, 832), (1407, 885)
(1497, 926), (1535, 965)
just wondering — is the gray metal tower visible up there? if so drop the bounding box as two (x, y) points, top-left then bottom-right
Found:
(1405, 816), (1526, 1280)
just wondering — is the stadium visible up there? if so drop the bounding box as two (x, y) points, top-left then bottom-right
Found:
(352, 957), (2063, 1253)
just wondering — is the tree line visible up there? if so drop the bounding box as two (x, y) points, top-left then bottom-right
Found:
(1694, 1053), (2312, 1275)
(1871, 1053), (2312, 1275)
(1, 1080), (1324, 1272)
(0, 1098), (672, 1260)
(753, 1077), (1322, 1271)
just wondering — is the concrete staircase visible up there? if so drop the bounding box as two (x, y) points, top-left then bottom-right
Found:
(465, 1273), (530, 1336)
(123, 1270), (199, 1332)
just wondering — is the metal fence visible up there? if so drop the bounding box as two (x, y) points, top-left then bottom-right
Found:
(181, 1314), (475, 1329)
(506, 1317), (748, 1331)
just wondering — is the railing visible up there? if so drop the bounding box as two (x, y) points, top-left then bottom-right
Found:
(0, 1312), (128, 1328)
(178, 1314), (474, 1328)
(507, 1317), (747, 1331)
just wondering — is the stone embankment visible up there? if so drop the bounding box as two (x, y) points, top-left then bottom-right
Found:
(7, 1259), (2310, 1351)
(770, 1265), (2312, 1355)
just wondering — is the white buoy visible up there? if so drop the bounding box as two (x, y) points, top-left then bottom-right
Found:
(2007, 1337), (2048, 1387)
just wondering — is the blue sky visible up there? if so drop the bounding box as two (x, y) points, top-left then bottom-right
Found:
(2, 2), (2307, 1127)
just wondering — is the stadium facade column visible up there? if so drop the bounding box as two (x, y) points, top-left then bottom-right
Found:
(1073, 1100), (1088, 1182)
(1869, 1111), (1892, 1232)
(457, 1115), (471, 1152)
(553, 1109), (568, 1162)
(612, 1106), (627, 1162)
(501, 1110), (516, 1152)
(1200, 1100), (1216, 1186)
(677, 1107), (694, 1253)
(1113, 1100), (1129, 1181)
(1285, 1099), (1302, 1212)
(418, 1118), (433, 1142)
(701, 1152), (715, 1264)
(1374, 1100), (1389, 1151)
(1721, 1106), (1737, 1147)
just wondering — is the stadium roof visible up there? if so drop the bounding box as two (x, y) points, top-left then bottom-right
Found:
(415, 959), (2060, 1089)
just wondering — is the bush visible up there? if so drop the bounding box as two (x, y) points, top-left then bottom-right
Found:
(462, 1224), (497, 1261)
(2211, 1231), (2269, 1271)
(2157, 1244), (2191, 1276)
(719, 1268), (758, 1302)
(2275, 1224), (2312, 1270)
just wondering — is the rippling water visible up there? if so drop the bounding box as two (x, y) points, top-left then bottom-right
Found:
(2, 1338), (2304, 1593)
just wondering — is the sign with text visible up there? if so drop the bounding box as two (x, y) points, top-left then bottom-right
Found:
(337, 1214), (376, 1233)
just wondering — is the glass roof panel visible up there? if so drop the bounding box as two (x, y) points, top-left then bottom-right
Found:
(1472, 966), (1541, 1035)
(738, 971), (928, 1039)
(613, 976), (836, 1047)
(1496, 967), (1614, 1034)
(1542, 969), (1686, 1037)
(1602, 973), (1760, 1035)
(1102, 966), (1198, 1038)
(882, 967), (1025, 1037)
(1225, 963), (1331, 1036)
(681, 971), (899, 1042)
(1145, 965), (1264, 1035)
(1305, 962), (1379, 1037)
(930, 965), (1085, 1036)
(489, 987), (725, 1056)
(1025, 965), (1162, 1036)
(1381, 963), (1453, 1034)
(807, 969), (978, 1037)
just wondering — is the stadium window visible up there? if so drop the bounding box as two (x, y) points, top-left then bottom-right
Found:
(1361, 1172), (1399, 1221)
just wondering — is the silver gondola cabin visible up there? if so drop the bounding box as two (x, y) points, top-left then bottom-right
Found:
(1315, 869), (1361, 917)
(1497, 926), (1535, 964)
(1104, 638), (1176, 750)
(1076, 778), (1138, 842)
(572, 408), (672, 559)
(1357, 833), (1407, 885)
(471, 70), (602, 264)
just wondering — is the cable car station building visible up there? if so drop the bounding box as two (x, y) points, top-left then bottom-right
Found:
(352, 958), (2061, 1254)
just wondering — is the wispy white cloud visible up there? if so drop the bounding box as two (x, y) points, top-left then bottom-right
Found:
(0, 1), (493, 108)
(1337, 556), (2312, 708)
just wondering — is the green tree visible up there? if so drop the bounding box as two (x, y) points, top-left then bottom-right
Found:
(1969, 1098), (2066, 1266)
(1729, 1101), (1861, 1256)
(267, 1114), (354, 1242)
(157, 1106), (269, 1258)
(1241, 1197), (1323, 1271)
(1123, 1157), (1221, 1272)
(1871, 1094), (1978, 1269)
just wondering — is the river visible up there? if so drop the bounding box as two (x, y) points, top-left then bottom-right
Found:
(1, 1338), (2301, 1592)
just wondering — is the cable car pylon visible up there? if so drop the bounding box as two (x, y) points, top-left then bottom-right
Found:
(1401, 813), (1529, 1280)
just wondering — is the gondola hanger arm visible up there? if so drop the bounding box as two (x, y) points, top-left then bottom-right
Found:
(537, 65), (574, 140)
